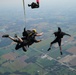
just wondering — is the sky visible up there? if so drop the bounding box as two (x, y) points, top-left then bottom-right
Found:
(0, 0), (76, 18)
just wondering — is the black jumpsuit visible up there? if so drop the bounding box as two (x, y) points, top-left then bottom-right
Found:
(51, 31), (71, 46)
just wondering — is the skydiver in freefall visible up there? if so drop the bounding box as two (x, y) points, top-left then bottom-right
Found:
(2, 28), (43, 52)
(47, 27), (71, 55)
(15, 28), (43, 51)
(28, 0), (39, 9)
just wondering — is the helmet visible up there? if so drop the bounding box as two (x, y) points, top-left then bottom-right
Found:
(58, 27), (61, 32)
(32, 29), (37, 33)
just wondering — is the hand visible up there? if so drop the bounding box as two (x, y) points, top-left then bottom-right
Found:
(39, 40), (42, 42)
(41, 32), (43, 35)
(40, 40), (42, 41)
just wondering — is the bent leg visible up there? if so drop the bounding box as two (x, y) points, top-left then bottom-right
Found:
(9, 36), (23, 43)
(15, 43), (23, 50)
(17, 36), (23, 42)
(22, 46), (26, 52)
(15, 44), (28, 52)
(9, 36), (18, 42)
(22, 46), (28, 52)
(2, 35), (20, 43)
(47, 38), (58, 51)
(50, 38), (58, 47)
(15, 40), (28, 50)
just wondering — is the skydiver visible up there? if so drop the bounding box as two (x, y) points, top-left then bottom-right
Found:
(15, 28), (43, 51)
(47, 27), (71, 55)
(28, 0), (39, 9)
(2, 29), (43, 52)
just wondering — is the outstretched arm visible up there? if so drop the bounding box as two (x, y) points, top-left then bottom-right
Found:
(36, 32), (43, 36)
(66, 34), (71, 36)
(34, 39), (42, 43)
(64, 32), (71, 37)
